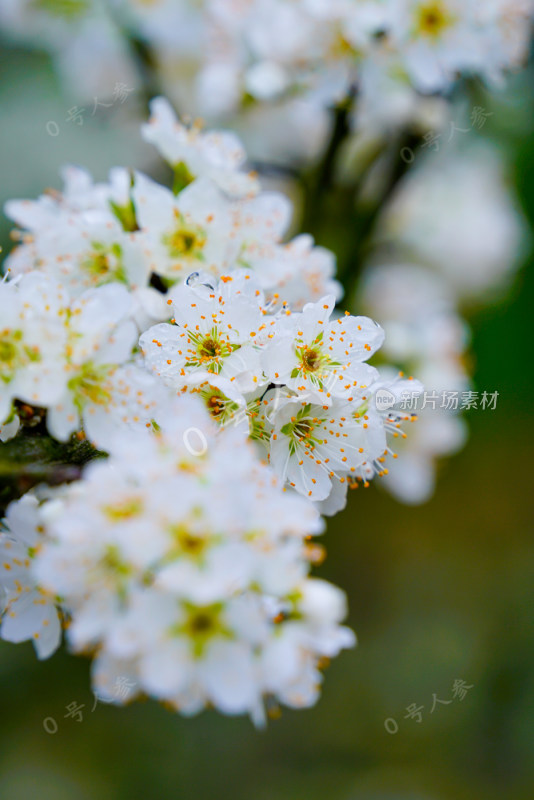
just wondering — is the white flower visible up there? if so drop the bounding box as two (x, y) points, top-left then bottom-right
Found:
(366, 362), (466, 504)
(259, 578), (356, 708)
(264, 390), (385, 502)
(101, 589), (265, 715)
(132, 167), (293, 287)
(115, 0), (205, 55)
(142, 96), (260, 198)
(258, 372), (424, 509)
(193, 0), (532, 134)
(5, 165), (136, 246)
(3, 96), (335, 314)
(222, 95), (332, 166)
(186, 370), (250, 433)
(4, 163), (149, 298)
(133, 173), (238, 281)
(382, 144), (526, 298)
(471, 0), (534, 83)
(3, 0), (532, 160)
(262, 295), (384, 405)
(354, 46), (450, 133)
(140, 271), (267, 394)
(0, 494), (61, 660)
(245, 59), (290, 99)
(130, 286), (172, 334)
(385, 0), (482, 93)
(232, 187), (292, 262)
(360, 262), (470, 504)
(242, 234), (343, 310)
(0, 272), (68, 425)
(68, 362), (177, 451)
(46, 283), (138, 443)
(6, 211), (149, 296)
(360, 263), (468, 366)
(378, 365), (465, 506)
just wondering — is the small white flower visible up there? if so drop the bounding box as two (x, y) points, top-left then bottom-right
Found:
(240, 233), (342, 311)
(186, 370), (249, 433)
(133, 173), (238, 282)
(385, 0), (480, 93)
(382, 144), (526, 299)
(46, 283), (138, 443)
(0, 272), (68, 425)
(71, 362), (176, 450)
(6, 212), (149, 296)
(259, 578), (356, 708)
(140, 271), (267, 394)
(343, 373), (426, 494)
(0, 494), (61, 660)
(266, 391), (382, 502)
(5, 165), (133, 229)
(262, 295), (383, 405)
(360, 261), (471, 503)
(142, 96), (260, 198)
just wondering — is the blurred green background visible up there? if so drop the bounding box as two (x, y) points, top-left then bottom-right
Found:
(0, 43), (533, 800)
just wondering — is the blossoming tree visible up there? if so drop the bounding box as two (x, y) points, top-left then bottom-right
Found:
(0, 0), (531, 722)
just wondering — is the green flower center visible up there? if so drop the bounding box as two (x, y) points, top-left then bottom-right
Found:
(206, 391), (238, 422)
(81, 242), (127, 286)
(280, 404), (326, 455)
(102, 497), (144, 522)
(68, 363), (113, 411)
(292, 335), (340, 388)
(293, 419), (313, 438)
(199, 338), (220, 359)
(206, 393), (225, 417)
(163, 211), (207, 263)
(190, 384), (241, 427)
(185, 329), (240, 375)
(415, 1), (453, 37)
(101, 544), (131, 579)
(172, 602), (231, 658)
(167, 523), (210, 560)
(0, 330), (40, 384)
(0, 339), (17, 364)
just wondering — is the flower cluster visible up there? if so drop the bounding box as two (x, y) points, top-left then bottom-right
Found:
(3, 97), (417, 513)
(1, 0), (532, 151)
(0, 0), (530, 730)
(194, 0), (534, 115)
(1, 98), (415, 718)
(0, 271), (169, 448)
(2, 401), (355, 723)
(5, 96), (340, 310)
(140, 270), (422, 511)
(0, 0), (530, 722)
